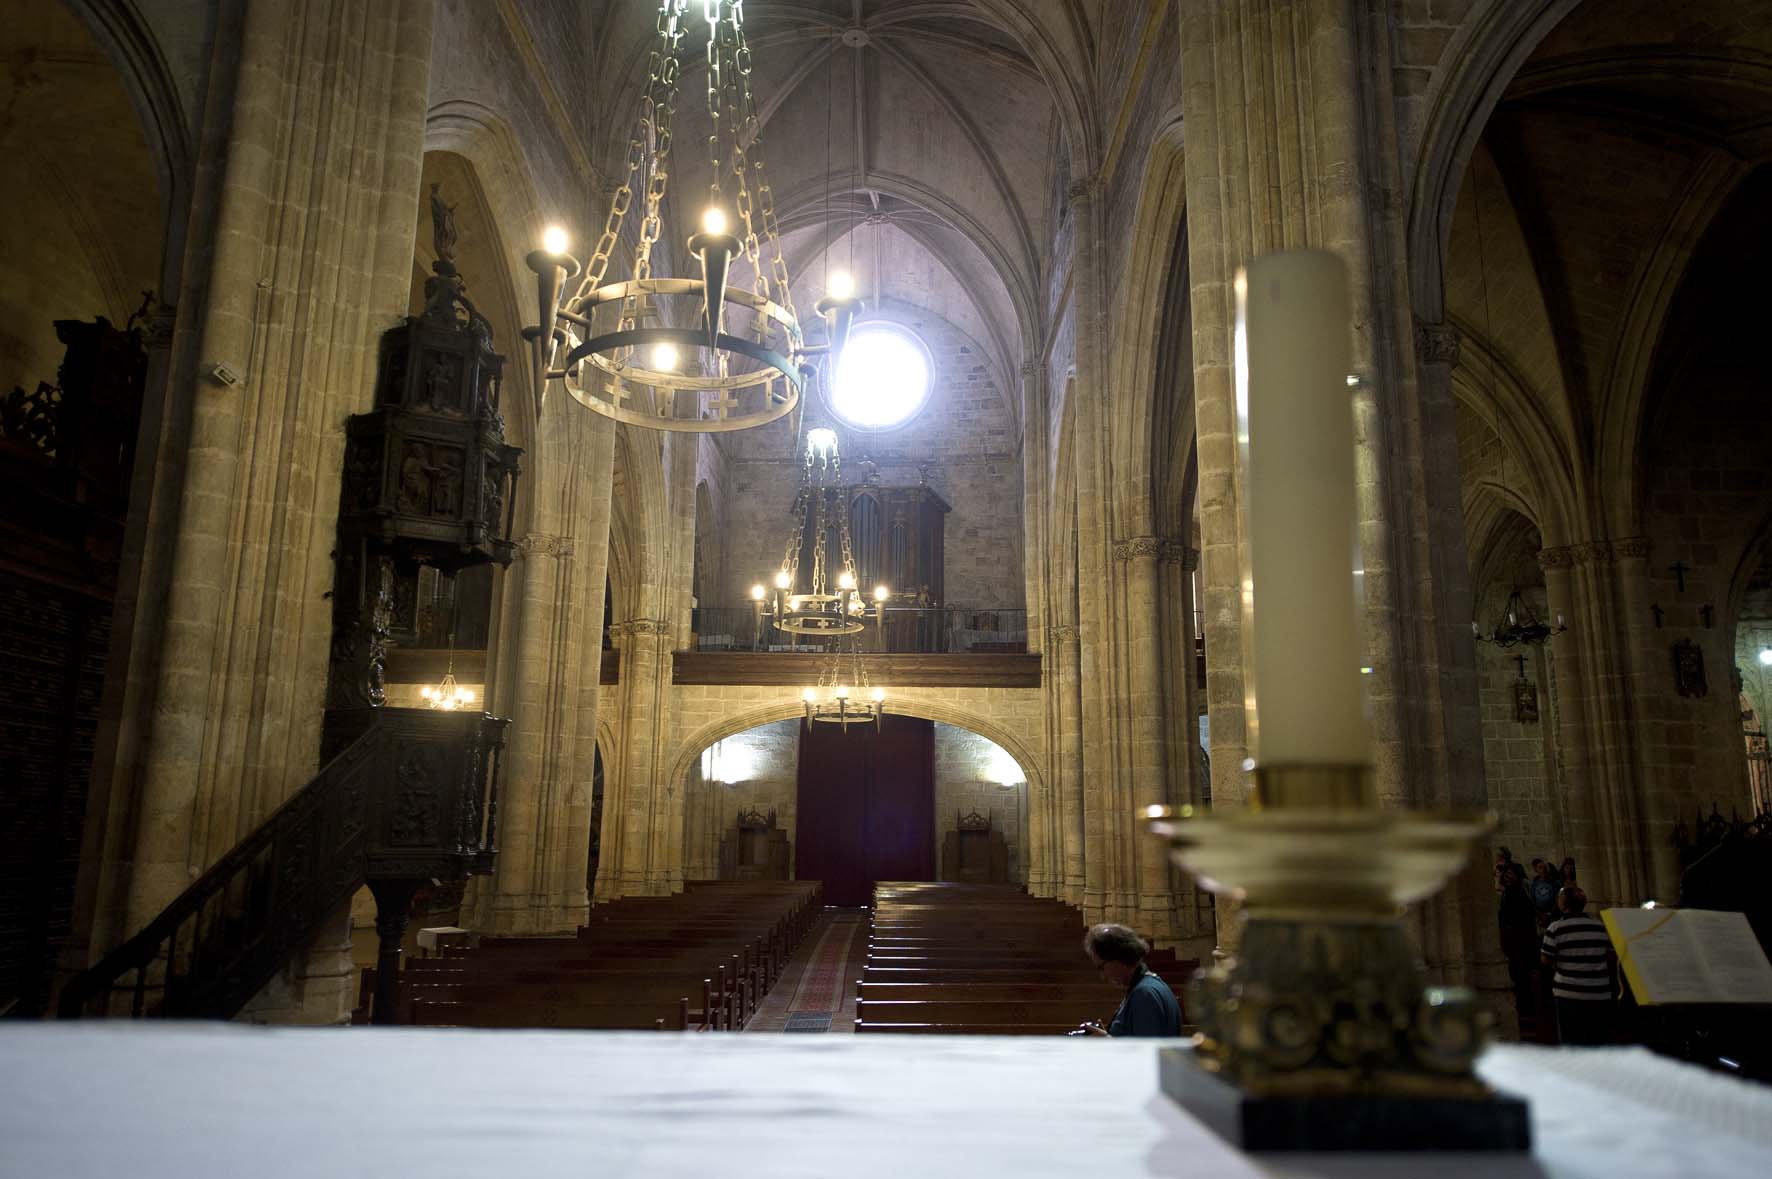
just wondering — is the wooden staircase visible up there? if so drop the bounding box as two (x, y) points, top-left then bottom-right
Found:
(58, 709), (505, 1020)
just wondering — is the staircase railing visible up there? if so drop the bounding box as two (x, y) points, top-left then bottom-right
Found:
(58, 709), (505, 1020)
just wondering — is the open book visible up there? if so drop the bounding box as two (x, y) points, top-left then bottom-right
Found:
(1602, 908), (1772, 1006)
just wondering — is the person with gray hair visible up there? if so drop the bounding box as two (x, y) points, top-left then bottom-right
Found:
(1076, 923), (1182, 1037)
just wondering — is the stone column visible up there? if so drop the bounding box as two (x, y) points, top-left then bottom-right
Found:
(118, 0), (433, 963)
(1180, 1), (1485, 968)
(599, 617), (673, 898)
(1022, 362), (1055, 898)
(1114, 536), (1178, 939)
(1064, 177), (1121, 926)
(1538, 540), (1655, 907)
(1053, 623), (1086, 906)
(1159, 542), (1215, 953)
(1613, 540), (1679, 901)
(1410, 321), (1501, 997)
(475, 408), (615, 935)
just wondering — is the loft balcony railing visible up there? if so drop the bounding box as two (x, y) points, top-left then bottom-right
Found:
(689, 606), (1029, 655)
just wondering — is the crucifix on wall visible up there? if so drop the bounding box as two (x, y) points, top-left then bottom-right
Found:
(1512, 653), (1539, 725)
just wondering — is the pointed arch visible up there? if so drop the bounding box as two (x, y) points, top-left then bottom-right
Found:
(1448, 327), (1580, 548)
(1596, 153), (1752, 538)
(1407, 0), (1583, 325)
(424, 101), (549, 456)
(1105, 114), (1189, 533)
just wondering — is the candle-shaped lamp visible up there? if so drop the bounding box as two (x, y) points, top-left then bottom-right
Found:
(1149, 255), (1518, 1154)
(1235, 250), (1370, 773)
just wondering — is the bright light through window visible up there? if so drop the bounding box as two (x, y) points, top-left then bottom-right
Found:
(830, 324), (932, 429)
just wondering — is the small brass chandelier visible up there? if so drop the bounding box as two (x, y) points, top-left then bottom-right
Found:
(522, 1), (857, 431)
(802, 637), (885, 732)
(420, 643), (476, 711)
(420, 665), (475, 711)
(752, 428), (887, 637)
(1473, 586), (1566, 649)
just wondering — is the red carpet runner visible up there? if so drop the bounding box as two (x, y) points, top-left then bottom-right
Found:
(747, 910), (866, 1033)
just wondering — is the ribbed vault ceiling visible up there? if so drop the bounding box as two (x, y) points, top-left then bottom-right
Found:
(584, 1), (1086, 403)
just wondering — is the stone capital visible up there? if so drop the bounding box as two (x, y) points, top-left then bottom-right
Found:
(1162, 541), (1200, 569)
(1114, 535), (1196, 565)
(1413, 320), (1461, 367)
(1537, 537), (1650, 569)
(609, 617), (670, 638)
(518, 532), (575, 559)
(139, 301), (178, 350)
(1046, 623), (1079, 643)
(1065, 176), (1100, 205)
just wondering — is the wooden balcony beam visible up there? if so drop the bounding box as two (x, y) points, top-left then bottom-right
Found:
(671, 651), (1041, 688)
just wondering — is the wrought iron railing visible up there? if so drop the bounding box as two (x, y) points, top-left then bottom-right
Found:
(690, 606), (1029, 654)
(58, 710), (505, 1020)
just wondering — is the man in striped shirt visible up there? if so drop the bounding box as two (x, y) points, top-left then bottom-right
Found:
(1539, 886), (1616, 1045)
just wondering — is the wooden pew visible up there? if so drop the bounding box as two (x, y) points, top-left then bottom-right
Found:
(386, 880), (822, 1031)
(403, 960), (728, 1029)
(855, 880), (1195, 1034)
(410, 996), (690, 1031)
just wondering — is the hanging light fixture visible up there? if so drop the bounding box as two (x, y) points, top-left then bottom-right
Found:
(419, 664), (476, 711)
(522, 1), (814, 432)
(420, 637), (476, 711)
(816, 268), (862, 360)
(419, 585), (477, 710)
(1473, 586), (1566, 649)
(751, 427), (888, 637)
(802, 636), (885, 732)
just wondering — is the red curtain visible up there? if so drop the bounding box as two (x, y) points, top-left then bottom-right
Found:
(795, 714), (935, 905)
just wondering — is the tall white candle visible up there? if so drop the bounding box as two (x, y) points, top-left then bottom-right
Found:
(1235, 251), (1371, 765)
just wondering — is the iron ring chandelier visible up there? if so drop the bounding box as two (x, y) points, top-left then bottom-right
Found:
(521, 1), (859, 433)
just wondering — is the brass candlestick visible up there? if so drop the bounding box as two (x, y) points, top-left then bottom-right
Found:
(1146, 769), (1529, 1150)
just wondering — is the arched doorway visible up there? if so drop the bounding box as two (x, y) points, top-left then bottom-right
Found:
(797, 715), (937, 905)
(680, 716), (1032, 904)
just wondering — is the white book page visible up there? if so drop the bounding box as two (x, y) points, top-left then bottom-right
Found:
(1677, 909), (1772, 1004)
(1605, 908), (1714, 1005)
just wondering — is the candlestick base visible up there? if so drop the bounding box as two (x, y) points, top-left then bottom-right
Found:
(1159, 1045), (1530, 1152)
(1146, 789), (1530, 1151)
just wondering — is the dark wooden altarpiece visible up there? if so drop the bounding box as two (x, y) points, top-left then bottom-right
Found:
(0, 305), (150, 1016)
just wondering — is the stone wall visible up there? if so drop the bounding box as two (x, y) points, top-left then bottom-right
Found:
(1638, 170), (1772, 826)
(686, 719), (801, 878)
(1474, 614), (1568, 863)
(933, 724), (1028, 883)
(1738, 603), (1772, 739)
(1641, 376), (1772, 821)
(713, 301), (1025, 611)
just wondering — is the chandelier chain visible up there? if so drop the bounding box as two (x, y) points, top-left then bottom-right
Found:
(778, 444), (813, 582)
(705, 2), (727, 209)
(812, 477), (829, 598)
(579, 1), (685, 305)
(832, 449), (860, 582)
(523, 0), (812, 433)
(731, 4), (797, 327)
(629, 20), (681, 296)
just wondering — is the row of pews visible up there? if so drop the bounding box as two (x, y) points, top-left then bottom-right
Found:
(374, 881), (821, 1031)
(854, 882), (1193, 1034)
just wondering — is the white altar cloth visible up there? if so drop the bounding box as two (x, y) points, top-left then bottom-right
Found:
(2, 1026), (1768, 1178)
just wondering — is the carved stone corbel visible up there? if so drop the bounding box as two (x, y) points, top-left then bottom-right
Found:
(1413, 321), (1460, 367)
